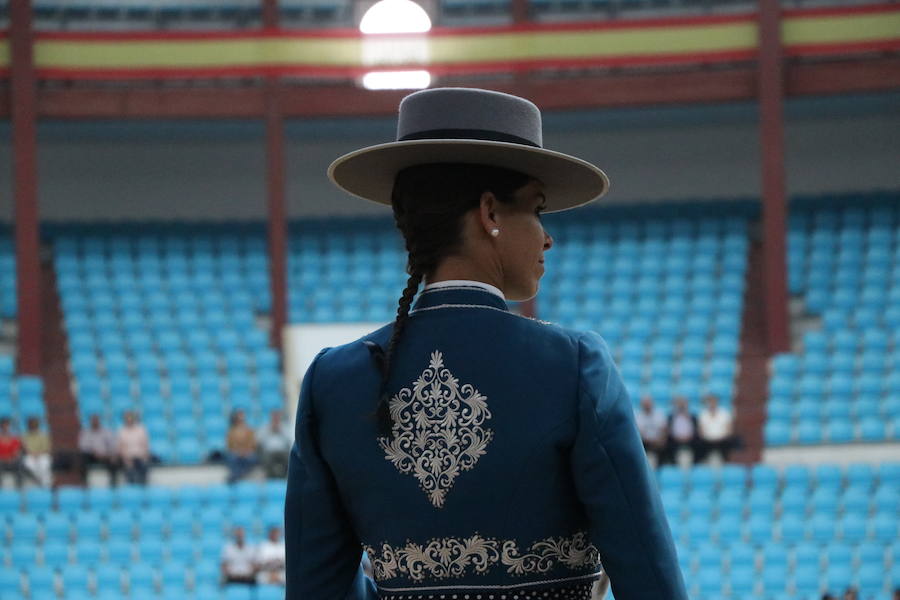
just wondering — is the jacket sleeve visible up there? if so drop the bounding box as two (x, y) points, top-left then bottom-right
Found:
(284, 348), (379, 600)
(570, 332), (688, 599)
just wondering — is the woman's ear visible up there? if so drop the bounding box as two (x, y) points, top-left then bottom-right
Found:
(479, 191), (500, 237)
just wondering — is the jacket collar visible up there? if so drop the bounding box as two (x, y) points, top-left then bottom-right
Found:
(413, 281), (509, 313)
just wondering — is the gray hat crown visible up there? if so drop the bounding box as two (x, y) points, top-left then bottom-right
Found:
(396, 88), (543, 149)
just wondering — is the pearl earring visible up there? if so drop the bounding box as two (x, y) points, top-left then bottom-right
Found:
(490, 228), (500, 237)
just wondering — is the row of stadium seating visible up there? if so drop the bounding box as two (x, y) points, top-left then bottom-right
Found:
(541, 211), (748, 408)
(1, 464), (896, 599)
(766, 193), (900, 446)
(0, 356), (46, 427)
(53, 228), (286, 463)
(6, 0), (765, 31)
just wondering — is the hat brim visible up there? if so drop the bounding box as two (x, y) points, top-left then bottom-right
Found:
(327, 139), (609, 213)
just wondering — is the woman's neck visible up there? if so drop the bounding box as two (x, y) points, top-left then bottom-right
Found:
(427, 254), (503, 291)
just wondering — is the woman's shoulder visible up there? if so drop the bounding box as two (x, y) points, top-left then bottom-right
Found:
(311, 322), (394, 375)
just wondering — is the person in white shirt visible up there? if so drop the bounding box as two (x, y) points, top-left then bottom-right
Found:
(257, 411), (292, 479)
(635, 397), (668, 469)
(117, 411), (150, 485)
(698, 395), (734, 465)
(78, 414), (120, 486)
(255, 526), (286, 585)
(221, 526), (258, 585)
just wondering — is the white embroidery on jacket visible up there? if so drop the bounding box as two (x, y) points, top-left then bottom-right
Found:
(364, 532), (599, 582)
(378, 350), (493, 508)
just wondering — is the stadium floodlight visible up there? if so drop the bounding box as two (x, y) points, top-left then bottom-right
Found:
(360, 0), (432, 34)
(359, 0), (432, 89)
(362, 70), (432, 90)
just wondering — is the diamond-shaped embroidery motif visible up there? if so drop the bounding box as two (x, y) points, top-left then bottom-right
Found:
(378, 350), (493, 508)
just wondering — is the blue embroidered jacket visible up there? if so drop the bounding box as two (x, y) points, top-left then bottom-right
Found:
(285, 285), (688, 599)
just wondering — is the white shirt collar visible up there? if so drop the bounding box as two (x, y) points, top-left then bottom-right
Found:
(423, 279), (506, 300)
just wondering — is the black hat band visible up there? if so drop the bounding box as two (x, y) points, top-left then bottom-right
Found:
(399, 128), (540, 148)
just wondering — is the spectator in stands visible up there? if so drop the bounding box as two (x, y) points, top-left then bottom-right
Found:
(667, 397), (699, 467)
(79, 413), (120, 486)
(697, 394), (734, 465)
(117, 411), (150, 485)
(0, 416), (25, 488)
(22, 416), (52, 487)
(225, 409), (258, 484)
(635, 397), (668, 468)
(892, 588), (899, 600)
(821, 594), (837, 600)
(257, 410), (292, 479)
(842, 588), (859, 600)
(221, 526), (257, 586)
(255, 526), (286, 585)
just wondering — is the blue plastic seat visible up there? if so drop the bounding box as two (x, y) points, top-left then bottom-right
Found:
(729, 565), (755, 594)
(764, 421), (791, 446)
(93, 564), (123, 593)
(859, 417), (886, 441)
(11, 514), (40, 544)
(839, 513), (868, 543)
(27, 565), (56, 597)
(871, 511), (899, 542)
(795, 421), (822, 444)
(61, 564), (90, 592)
(779, 514), (806, 543)
(41, 541), (70, 568)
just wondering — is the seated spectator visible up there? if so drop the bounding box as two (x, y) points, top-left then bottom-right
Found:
(221, 526), (257, 585)
(22, 417), (52, 487)
(666, 397), (699, 468)
(117, 411), (150, 485)
(257, 410), (292, 479)
(0, 417), (25, 488)
(79, 414), (120, 486)
(842, 588), (859, 600)
(635, 397), (668, 469)
(698, 395), (734, 465)
(226, 409), (258, 484)
(255, 526), (286, 585)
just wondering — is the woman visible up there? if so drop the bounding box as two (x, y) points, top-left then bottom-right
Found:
(286, 88), (687, 599)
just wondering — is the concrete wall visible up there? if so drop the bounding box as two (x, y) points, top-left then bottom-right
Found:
(0, 93), (897, 223)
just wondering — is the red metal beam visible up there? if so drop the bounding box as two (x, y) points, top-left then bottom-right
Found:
(758, 0), (791, 355)
(265, 80), (288, 350)
(262, 0), (288, 348)
(10, 0), (42, 375)
(15, 57), (898, 120)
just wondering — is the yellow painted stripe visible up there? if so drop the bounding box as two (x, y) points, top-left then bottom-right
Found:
(35, 38), (359, 68)
(1, 8), (898, 73)
(31, 22), (755, 70)
(427, 22), (756, 62)
(783, 11), (900, 45)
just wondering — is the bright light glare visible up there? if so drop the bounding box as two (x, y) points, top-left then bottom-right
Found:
(360, 0), (431, 34)
(362, 70), (431, 90)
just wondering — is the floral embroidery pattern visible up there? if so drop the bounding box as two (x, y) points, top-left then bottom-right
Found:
(501, 532), (599, 575)
(378, 350), (493, 508)
(364, 532), (598, 582)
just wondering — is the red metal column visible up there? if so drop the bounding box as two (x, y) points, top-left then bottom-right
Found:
(263, 0), (288, 349)
(10, 0), (42, 375)
(757, 0), (790, 355)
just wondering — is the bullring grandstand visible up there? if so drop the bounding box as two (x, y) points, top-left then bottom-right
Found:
(0, 0), (898, 598)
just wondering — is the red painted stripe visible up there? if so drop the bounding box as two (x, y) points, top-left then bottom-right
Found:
(785, 38), (900, 56)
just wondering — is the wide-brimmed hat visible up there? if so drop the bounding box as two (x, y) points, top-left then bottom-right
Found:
(328, 87), (609, 213)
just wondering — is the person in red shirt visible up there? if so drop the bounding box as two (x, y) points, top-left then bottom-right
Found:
(0, 417), (25, 488)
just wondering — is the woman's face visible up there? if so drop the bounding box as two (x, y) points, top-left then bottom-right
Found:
(494, 180), (553, 301)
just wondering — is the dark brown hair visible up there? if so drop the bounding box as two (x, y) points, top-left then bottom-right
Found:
(369, 163), (532, 435)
